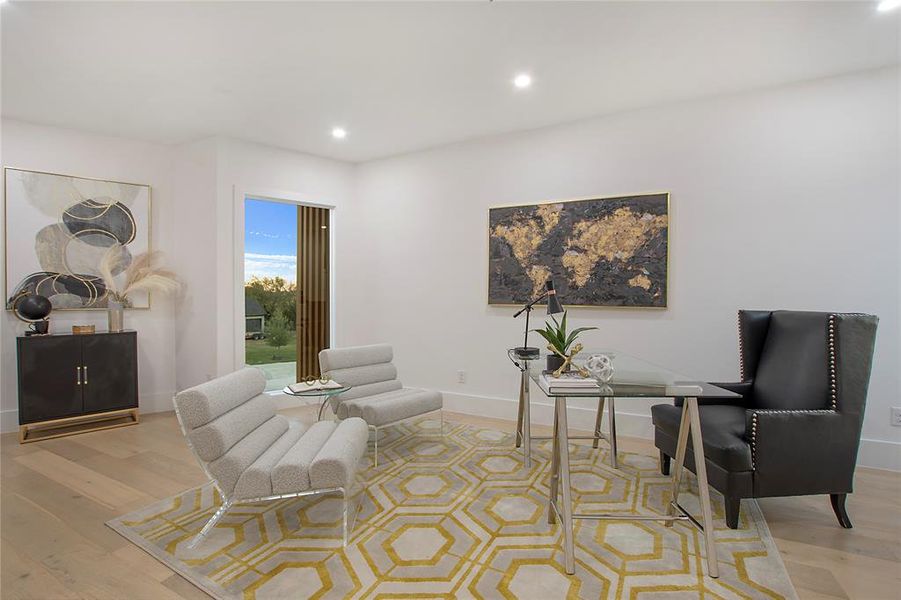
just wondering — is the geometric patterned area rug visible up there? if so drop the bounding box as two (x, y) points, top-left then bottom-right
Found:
(108, 417), (798, 599)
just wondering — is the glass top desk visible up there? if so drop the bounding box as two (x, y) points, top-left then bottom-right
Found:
(509, 349), (614, 470)
(516, 349), (740, 578)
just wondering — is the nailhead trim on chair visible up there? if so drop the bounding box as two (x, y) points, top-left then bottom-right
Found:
(752, 409), (836, 414)
(828, 314), (838, 410)
(738, 311), (745, 381)
(749, 412), (757, 469)
(749, 408), (837, 469)
(747, 313), (866, 469)
(824, 313), (868, 409)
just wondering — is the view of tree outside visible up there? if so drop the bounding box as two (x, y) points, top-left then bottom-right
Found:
(244, 277), (297, 365)
(244, 198), (298, 390)
(246, 276), (297, 330)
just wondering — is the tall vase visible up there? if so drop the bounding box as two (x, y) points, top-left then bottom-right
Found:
(108, 300), (124, 333)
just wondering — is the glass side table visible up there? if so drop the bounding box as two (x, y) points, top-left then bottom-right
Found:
(282, 385), (353, 420)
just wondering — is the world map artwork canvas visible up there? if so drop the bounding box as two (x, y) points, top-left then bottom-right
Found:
(488, 193), (669, 308)
(5, 168), (151, 310)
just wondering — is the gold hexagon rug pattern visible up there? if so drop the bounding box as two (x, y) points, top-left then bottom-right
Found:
(108, 417), (798, 599)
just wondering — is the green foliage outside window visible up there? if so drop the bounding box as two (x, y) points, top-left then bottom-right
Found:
(245, 276), (297, 329)
(265, 313), (291, 357)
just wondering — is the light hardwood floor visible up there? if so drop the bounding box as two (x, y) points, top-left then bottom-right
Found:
(2, 408), (899, 599)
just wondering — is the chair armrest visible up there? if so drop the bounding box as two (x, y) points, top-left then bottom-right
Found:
(746, 409), (859, 495)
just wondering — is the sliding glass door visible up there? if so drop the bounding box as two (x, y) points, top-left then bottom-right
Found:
(243, 197), (330, 390)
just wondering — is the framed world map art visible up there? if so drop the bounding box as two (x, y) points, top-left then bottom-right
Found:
(488, 192), (669, 308)
(4, 168), (152, 310)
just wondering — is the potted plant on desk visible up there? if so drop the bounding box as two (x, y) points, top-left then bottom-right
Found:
(532, 311), (597, 374)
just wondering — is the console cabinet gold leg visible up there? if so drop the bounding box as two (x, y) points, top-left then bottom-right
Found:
(18, 408), (140, 444)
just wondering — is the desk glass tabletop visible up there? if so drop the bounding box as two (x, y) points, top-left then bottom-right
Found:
(517, 349), (740, 399)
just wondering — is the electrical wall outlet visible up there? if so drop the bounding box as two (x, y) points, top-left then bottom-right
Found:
(891, 407), (901, 427)
(457, 370), (466, 384)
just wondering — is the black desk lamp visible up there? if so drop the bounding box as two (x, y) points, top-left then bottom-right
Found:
(512, 279), (564, 358)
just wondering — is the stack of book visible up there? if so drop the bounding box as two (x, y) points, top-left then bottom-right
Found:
(540, 372), (599, 394)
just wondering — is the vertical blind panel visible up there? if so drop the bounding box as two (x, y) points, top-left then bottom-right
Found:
(297, 206), (330, 379)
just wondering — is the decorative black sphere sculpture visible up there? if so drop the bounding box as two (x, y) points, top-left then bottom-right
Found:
(16, 294), (51, 321)
(12, 292), (52, 335)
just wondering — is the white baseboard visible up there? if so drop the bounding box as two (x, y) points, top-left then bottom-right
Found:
(0, 390), (176, 434)
(857, 438), (901, 472)
(441, 390), (654, 440)
(5, 385), (898, 472)
(139, 391), (178, 415)
(0, 409), (19, 434)
(440, 390), (901, 472)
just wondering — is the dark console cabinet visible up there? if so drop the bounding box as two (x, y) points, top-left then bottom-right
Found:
(17, 331), (139, 442)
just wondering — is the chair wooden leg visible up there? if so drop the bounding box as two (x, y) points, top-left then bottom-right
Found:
(830, 493), (853, 529)
(725, 496), (741, 529)
(659, 451), (671, 476)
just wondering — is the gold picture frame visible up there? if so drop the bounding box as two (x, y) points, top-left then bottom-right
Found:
(488, 191), (670, 309)
(4, 166), (153, 311)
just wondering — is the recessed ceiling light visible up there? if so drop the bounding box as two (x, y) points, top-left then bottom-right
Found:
(331, 127), (347, 140)
(877, 0), (900, 10)
(513, 73), (532, 89)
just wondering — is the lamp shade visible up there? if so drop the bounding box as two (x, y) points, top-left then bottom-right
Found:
(545, 280), (563, 315)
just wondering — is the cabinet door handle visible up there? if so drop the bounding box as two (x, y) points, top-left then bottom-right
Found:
(83, 365), (88, 385)
(77, 366), (82, 385)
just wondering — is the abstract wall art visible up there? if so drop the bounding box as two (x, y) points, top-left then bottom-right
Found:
(488, 192), (669, 308)
(4, 168), (151, 310)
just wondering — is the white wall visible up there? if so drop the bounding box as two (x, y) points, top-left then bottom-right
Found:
(172, 137), (220, 391)
(0, 123), (357, 422)
(346, 67), (901, 470)
(170, 137), (356, 390)
(0, 119), (178, 428)
(2, 69), (897, 470)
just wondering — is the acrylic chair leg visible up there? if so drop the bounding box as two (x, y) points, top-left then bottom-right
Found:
(373, 427), (379, 468)
(188, 498), (232, 549)
(342, 488), (349, 546)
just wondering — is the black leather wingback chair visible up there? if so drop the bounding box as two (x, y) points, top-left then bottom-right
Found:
(651, 310), (878, 529)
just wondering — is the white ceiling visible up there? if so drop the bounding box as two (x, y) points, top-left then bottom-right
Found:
(2, 2), (898, 163)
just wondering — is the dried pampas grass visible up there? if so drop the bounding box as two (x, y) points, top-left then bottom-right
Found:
(99, 244), (181, 306)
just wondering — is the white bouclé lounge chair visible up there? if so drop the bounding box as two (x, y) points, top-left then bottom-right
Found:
(319, 344), (443, 466)
(173, 367), (368, 547)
